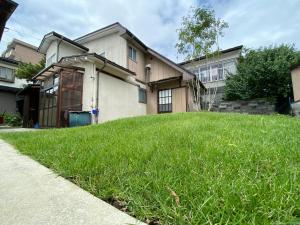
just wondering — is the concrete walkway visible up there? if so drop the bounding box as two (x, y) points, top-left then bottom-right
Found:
(0, 139), (146, 225)
(0, 128), (38, 133)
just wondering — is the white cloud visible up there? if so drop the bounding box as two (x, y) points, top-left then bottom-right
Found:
(1, 0), (299, 62)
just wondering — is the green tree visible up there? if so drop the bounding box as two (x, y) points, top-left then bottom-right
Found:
(176, 6), (228, 60)
(16, 57), (45, 80)
(176, 6), (228, 111)
(224, 45), (300, 109)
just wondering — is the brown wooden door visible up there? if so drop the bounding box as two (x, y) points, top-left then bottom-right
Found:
(58, 70), (83, 127)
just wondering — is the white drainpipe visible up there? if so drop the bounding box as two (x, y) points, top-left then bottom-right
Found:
(92, 60), (107, 124)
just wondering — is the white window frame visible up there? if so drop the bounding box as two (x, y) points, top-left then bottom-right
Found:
(0, 66), (15, 82)
(128, 46), (137, 62)
(194, 59), (237, 83)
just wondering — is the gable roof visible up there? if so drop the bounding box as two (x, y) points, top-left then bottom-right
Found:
(178, 45), (243, 66)
(38, 31), (89, 54)
(75, 22), (196, 78)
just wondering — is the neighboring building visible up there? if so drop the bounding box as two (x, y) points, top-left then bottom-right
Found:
(291, 64), (300, 116)
(0, 39), (43, 116)
(179, 46), (243, 106)
(33, 22), (204, 128)
(0, 57), (27, 113)
(2, 38), (44, 64)
(0, 0), (18, 41)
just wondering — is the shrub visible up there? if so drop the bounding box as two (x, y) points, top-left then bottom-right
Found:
(224, 45), (300, 111)
(4, 113), (22, 127)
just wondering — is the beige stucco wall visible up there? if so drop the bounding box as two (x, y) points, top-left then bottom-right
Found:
(292, 67), (300, 102)
(83, 33), (127, 68)
(97, 72), (146, 122)
(80, 62), (95, 112)
(77, 61), (146, 122)
(13, 44), (43, 64)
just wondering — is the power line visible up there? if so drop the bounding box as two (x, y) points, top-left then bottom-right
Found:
(5, 27), (42, 41)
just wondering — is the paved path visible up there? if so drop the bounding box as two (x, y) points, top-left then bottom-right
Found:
(0, 139), (146, 225)
(0, 128), (38, 133)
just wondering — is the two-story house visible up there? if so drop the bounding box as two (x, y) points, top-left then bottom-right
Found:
(2, 38), (44, 64)
(179, 46), (243, 107)
(0, 57), (26, 114)
(33, 22), (204, 128)
(0, 38), (44, 116)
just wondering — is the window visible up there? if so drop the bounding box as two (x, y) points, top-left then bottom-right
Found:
(158, 89), (172, 113)
(211, 64), (223, 81)
(138, 88), (147, 103)
(192, 69), (200, 79)
(0, 66), (15, 82)
(128, 46), (137, 61)
(200, 67), (210, 83)
(46, 53), (56, 66)
(195, 59), (237, 83)
(223, 61), (236, 78)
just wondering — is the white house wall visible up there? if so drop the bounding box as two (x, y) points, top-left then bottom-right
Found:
(97, 72), (146, 122)
(75, 62), (95, 112)
(58, 42), (84, 60)
(45, 41), (58, 65)
(77, 61), (146, 123)
(46, 41), (85, 66)
(83, 33), (127, 68)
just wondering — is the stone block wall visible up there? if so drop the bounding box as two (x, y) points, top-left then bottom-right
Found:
(211, 99), (275, 114)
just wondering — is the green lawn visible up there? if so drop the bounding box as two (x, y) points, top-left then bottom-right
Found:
(1, 112), (300, 224)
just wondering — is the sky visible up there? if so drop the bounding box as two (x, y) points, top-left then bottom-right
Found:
(1, 0), (300, 62)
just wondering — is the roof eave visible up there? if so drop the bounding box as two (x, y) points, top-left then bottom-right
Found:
(179, 45), (244, 66)
(38, 32), (89, 54)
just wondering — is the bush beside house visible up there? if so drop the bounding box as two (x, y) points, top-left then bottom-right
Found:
(224, 45), (300, 113)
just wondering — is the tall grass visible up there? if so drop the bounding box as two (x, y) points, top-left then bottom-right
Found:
(1, 112), (300, 224)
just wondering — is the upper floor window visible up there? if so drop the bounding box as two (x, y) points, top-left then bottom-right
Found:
(200, 67), (210, 83)
(193, 59), (237, 83)
(46, 53), (56, 67)
(0, 66), (15, 82)
(128, 46), (137, 62)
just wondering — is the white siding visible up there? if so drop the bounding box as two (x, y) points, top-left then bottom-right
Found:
(83, 33), (127, 68)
